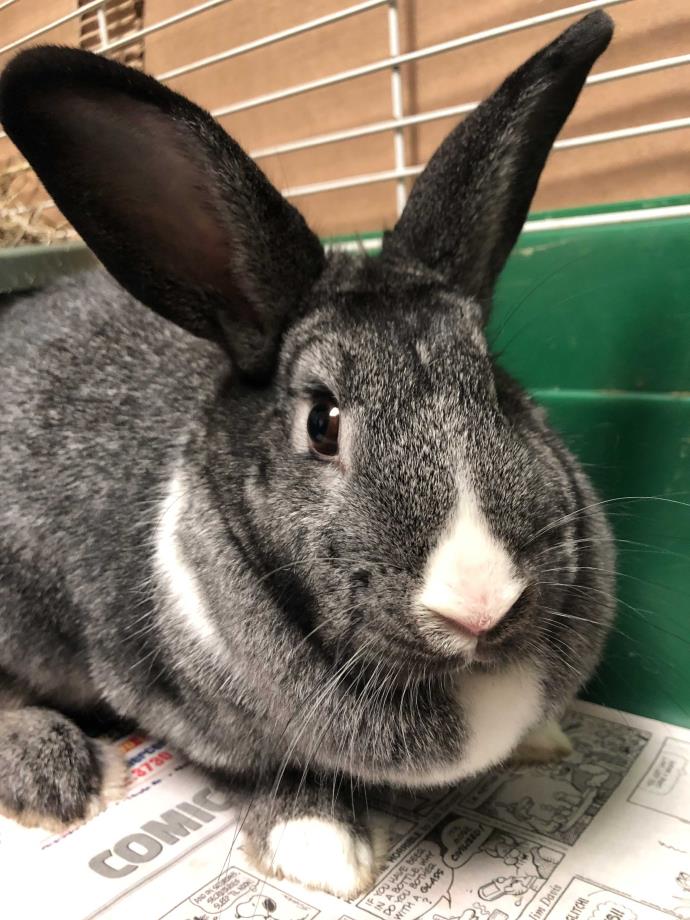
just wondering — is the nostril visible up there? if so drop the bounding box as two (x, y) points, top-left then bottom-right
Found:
(422, 583), (532, 640)
(460, 619), (490, 637)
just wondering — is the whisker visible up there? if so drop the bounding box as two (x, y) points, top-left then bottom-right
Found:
(527, 494), (690, 547)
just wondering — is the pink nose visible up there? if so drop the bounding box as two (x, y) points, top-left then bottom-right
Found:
(420, 579), (527, 641)
(427, 607), (494, 636)
(459, 617), (491, 636)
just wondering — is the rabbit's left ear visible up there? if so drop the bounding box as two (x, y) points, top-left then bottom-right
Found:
(383, 11), (613, 321)
(0, 46), (325, 381)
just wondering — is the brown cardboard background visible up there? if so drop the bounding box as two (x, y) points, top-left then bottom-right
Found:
(1, 0), (688, 240)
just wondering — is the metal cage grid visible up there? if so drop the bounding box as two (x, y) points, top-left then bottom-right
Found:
(0, 0), (689, 235)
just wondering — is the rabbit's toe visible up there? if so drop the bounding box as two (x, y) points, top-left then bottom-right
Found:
(511, 717), (573, 764)
(82, 739), (129, 819)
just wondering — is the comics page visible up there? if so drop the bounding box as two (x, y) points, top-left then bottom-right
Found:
(1, 701), (688, 920)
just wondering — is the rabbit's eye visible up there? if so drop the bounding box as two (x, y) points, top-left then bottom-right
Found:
(307, 398), (340, 458)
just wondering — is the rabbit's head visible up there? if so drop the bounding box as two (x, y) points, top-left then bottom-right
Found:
(0, 12), (614, 682)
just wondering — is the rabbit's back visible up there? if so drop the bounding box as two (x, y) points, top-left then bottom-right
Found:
(0, 270), (225, 707)
(0, 269), (224, 536)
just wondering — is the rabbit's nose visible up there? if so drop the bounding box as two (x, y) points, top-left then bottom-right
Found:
(416, 491), (525, 641)
(451, 613), (493, 636)
(421, 581), (523, 638)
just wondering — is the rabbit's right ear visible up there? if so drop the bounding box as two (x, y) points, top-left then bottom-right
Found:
(383, 12), (613, 322)
(0, 47), (325, 381)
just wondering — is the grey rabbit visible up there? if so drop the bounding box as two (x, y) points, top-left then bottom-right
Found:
(0, 11), (615, 897)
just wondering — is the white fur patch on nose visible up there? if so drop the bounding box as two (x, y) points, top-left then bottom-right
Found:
(418, 491), (525, 635)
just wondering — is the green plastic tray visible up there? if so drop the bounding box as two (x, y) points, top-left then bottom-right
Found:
(0, 241), (95, 293)
(2, 196), (689, 727)
(492, 199), (690, 729)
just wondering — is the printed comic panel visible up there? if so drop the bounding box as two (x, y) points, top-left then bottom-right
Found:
(359, 812), (564, 920)
(544, 877), (676, 920)
(671, 872), (690, 920)
(456, 712), (651, 846)
(159, 865), (320, 920)
(372, 810), (419, 857)
(629, 737), (690, 823)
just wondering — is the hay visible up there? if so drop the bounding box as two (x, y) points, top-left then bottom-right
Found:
(0, 159), (77, 248)
(0, 1), (145, 250)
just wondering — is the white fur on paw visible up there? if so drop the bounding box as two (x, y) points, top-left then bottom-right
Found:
(266, 817), (377, 898)
(512, 718), (573, 764)
(85, 740), (129, 819)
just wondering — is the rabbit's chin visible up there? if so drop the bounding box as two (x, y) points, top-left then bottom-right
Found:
(343, 635), (476, 679)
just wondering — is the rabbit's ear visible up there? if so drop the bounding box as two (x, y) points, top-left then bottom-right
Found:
(383, 11), (613, 321)
(0, 47), (325, 381)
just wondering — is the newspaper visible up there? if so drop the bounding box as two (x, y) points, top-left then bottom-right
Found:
(2, 700), (689, 920)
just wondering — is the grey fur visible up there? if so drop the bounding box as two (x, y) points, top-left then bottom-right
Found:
(0, 707), (104, 828)
(0, 12), (615, 877)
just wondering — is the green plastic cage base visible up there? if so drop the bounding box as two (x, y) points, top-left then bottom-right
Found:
(2, 196), (689, 727)
(0, 241), (95, 294)
(497, 205), (690, 729)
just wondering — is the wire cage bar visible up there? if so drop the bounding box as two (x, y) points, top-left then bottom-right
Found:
(0, 0), (688, 235)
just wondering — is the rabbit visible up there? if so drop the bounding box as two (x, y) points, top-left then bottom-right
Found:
(0, 10), (616, 898)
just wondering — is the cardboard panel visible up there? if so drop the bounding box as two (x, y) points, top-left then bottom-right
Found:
(1, 1), (689, 239)
(0, 0), (79, 65)
(143, 0), (690, 234)
(399, 0), (690, 212)
(144, 0), (396, 236)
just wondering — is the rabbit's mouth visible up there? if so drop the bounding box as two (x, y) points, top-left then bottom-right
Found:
(332, 625), (476, 680)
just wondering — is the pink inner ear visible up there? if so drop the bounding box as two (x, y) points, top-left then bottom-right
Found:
(52, 91), (253, 318)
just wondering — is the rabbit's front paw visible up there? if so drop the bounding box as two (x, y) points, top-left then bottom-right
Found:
(0, 707), (128, 833)
(266, 816), (378, 898)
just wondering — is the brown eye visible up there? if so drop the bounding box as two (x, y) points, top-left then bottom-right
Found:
(307, 399), (340, 457)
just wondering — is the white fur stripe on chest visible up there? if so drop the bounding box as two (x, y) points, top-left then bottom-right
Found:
(457, 664), (543, 775)
(406, 664), (543, 789)
(155, 473), (218, 646)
